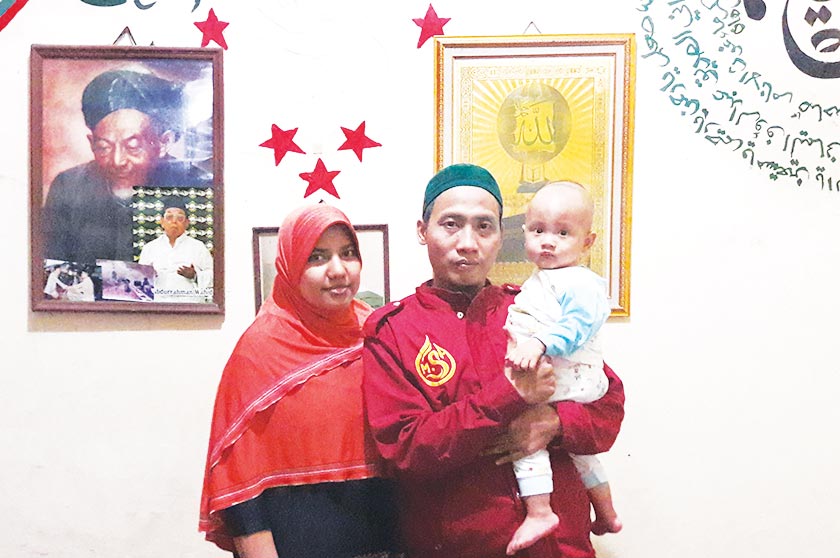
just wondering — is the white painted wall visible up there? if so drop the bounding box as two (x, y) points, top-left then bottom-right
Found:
(1, 1), (838, 556)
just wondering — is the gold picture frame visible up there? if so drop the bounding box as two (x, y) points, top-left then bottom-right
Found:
(434, 34), (635, 316)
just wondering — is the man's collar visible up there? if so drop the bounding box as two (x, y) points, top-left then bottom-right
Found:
(416, 279), (499, 313)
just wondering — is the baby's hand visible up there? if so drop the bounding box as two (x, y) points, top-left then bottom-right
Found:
(505, 337), (547, 373)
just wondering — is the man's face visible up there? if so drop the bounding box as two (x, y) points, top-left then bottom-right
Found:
(88, 108), (164, 192)
(417, 186), (502, 295)
(160, 207), (188, 241)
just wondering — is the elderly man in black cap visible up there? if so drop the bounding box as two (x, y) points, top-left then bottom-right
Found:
(138, 196), (213, 303)
(42, 69), (212, 264)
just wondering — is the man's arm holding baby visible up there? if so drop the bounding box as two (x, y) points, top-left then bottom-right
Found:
(488, 363), (624, 463)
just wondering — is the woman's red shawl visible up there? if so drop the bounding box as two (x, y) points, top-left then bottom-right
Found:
(199, 205), (378, 551)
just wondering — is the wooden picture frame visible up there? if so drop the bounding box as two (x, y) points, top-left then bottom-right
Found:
(30, 45), (224, 314)
(434, 34), (635, 316)
(252, 225), (390, 314)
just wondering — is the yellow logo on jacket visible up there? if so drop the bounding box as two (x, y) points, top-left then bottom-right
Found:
(415, 335), (457, 387)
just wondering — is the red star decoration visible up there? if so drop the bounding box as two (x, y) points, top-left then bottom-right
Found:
(337, 121), (382, 162)
(194, 8), (229, 49)
(259, 125), (306, 166)
(412, 4), (449, 48)
(300, 159), (341, 199)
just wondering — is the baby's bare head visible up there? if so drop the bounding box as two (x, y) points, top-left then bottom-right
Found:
(526, 181), (594, 232)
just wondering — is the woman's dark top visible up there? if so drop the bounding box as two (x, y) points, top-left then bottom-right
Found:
(221, 477), (401, 558)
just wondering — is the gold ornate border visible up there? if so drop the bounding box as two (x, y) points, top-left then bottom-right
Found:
(434, 34), (635, 317)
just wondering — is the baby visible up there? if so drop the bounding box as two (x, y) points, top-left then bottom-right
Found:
(504, 181), (622, 555)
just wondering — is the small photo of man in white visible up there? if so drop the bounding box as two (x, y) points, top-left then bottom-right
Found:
(139, 196), (213, 303)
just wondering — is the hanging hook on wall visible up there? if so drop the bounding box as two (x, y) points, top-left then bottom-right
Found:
(112, 26), (137, 45)
(111, 26), (154, 46)
(521, 21), (542, 35)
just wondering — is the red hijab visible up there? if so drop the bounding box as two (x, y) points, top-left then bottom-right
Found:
(199, 204), (378, 551)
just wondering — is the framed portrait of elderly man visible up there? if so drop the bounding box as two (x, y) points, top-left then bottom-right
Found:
(434, 35), (635, 316)
(30, 45), (224, 314)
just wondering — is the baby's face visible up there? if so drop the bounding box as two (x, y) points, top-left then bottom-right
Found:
(523, 185), (595, 270)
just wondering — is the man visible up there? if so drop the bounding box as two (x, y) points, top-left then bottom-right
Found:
(362, 163), (625, 558)
(43, 262), (95, 302)
(42, 69), (212, 264)
(138, 197), (213, 303)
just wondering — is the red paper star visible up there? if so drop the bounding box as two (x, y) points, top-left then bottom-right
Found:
(260, 125), (306, 166)
(413, 4), (449, 48)
(300, 159), (341, 199)
(194, 8), (229, 49)
(337, 121), (382, 162)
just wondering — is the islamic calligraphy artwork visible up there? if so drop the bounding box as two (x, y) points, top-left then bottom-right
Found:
(434, 35), (635, 317)
(772, 0), (840, 78)
(79, 0), (201, 11)
(638, 0), (840, 190)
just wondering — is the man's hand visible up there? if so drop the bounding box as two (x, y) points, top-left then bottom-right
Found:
(505, 359), (555, 405)
(484, 404), (562, 465)
(506, 337), (546, 373)
(177, 264), (197, 280)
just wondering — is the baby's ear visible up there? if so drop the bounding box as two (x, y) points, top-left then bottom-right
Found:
(584, 231), (597, 249)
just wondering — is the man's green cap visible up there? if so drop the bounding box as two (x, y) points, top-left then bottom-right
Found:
(423, 163), (503, 216)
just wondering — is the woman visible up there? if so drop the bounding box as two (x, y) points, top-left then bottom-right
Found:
(200, 204), (399, 558)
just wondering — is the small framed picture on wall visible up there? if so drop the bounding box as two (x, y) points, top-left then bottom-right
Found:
(252, 225), (390, 314)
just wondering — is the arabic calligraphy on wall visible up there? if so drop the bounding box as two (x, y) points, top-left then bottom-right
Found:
(79, 0), (201, 11)
(638, 0), (840, 190)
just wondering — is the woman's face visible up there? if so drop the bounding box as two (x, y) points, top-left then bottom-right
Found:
(298, 224), (361, 314)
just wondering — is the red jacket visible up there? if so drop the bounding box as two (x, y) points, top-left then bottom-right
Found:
(362, 282), (625, 558)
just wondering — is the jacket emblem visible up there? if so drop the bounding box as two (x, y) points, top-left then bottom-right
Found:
(414, 335), (457, 387)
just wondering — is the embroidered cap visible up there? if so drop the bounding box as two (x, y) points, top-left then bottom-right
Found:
(422, 163), (503, 216)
